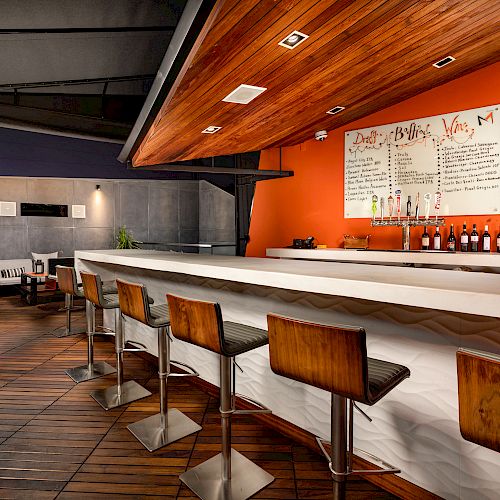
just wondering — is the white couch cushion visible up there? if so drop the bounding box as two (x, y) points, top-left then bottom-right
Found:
(0, 259), (32, 285)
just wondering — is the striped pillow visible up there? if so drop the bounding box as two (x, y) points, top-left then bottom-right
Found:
(0, 267), (25, 279)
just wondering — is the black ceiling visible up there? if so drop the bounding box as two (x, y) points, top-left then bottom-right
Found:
(0, 0), (187, 142)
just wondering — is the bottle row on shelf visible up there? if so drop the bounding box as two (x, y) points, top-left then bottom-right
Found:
(422, 224), (500, 252)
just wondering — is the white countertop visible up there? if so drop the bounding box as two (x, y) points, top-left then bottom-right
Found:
(75, 249), (500, 318)
(266, 247), (500, 268)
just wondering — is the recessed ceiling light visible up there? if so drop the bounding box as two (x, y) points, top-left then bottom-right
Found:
(222, 84), (267, 104)
(326, 106), (345, 115)
(432, 56), (455, 68)
(202, 126), (222, 134)
(278, 30), (309, 49)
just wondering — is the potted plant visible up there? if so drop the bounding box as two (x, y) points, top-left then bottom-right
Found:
(116, 225), (141, 249)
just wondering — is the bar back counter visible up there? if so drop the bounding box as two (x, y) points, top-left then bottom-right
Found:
(75, 249), (500, 500)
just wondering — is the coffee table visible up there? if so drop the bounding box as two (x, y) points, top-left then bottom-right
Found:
(19, 272), (58, 305)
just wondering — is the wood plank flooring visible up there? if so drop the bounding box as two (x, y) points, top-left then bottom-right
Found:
(0, 294), (398, 499)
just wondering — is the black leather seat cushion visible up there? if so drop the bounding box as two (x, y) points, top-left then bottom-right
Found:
(366, 357), (410, 405)
(222, 322), (269, 357)
(101, 293), (119, 309)
(148, 303), (170, 328)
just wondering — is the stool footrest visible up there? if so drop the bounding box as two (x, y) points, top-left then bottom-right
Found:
(124, 340), (148, 352)
(169, 360), (199, 377)
(348, 447), (400, 476)
(94, 326), (116, 336)
(233, 393), (272, 415)
(316, 437), (400, 477)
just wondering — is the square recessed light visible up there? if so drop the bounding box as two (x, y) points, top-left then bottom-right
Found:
(222, 84), (267, 104)
(326, 106), (345, 115)
(278, 30), (309, 49)
(202, 126), (222, 134)
(432, 56), (455, 68)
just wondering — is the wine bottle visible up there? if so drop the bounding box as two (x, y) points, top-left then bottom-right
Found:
(470, 224), (479, 252)
(482, 225), (491, 252)
(460, 223), (469, 252)
(434, 227), (441, 250)
(422, 226), (430, 250)
(447, 224), (456, 252)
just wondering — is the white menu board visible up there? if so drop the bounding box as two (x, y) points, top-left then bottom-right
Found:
(344, 104), (500, 218)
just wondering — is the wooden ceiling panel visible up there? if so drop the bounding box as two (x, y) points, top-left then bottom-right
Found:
(131, 0), (500, 167)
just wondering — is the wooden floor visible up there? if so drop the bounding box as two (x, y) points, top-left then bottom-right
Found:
(0, 293), (398, 499)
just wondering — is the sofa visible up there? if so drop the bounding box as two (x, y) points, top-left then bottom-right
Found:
(0, 259), (33, 286)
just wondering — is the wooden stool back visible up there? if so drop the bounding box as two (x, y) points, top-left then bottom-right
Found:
(56, 266), (78, 295)
(457, 349), (500, 452)
(267, 314), (368, 402)
(116, 279), (150, 325)
(167, 294), (223, 355)
(80, 271), (103, 306)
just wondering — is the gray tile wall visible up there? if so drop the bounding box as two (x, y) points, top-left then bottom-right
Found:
(0, 177), (201, 260)
(199, 180), (236, 255)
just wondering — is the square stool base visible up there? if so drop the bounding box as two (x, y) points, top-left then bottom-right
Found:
(65, 361), (116, 383)
(180, 448), (274, 500)
(128, 408), (202, 452)
(91, 380), (151, 410)
(52, 325), (87, 338)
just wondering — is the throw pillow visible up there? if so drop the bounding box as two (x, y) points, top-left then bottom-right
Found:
(1, 267), (25, 279)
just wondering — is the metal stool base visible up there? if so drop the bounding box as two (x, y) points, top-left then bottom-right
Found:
(91, 380), (151, 410)
(180, 448), (273, 500)
(128, 408), (201, 452)
(65, 361), (116, 383)
(52, 325), (87, 338)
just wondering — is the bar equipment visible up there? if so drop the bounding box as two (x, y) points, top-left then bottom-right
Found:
(415, 192), (420, 219)
(395, 189), (401, 221)
(371, 195), (378, 221)
(388, 195), (394, 220)
(434, 191), (442, 221)
(424, 193), (431, 220)
(380, 197), (385, 220)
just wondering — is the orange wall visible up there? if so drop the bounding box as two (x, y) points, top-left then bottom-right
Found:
(247, 63), (500, 256)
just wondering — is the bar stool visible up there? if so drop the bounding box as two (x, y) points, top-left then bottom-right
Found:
(116, 279), (202, 452)
(457, 348), (500, 453)
(54, 265), (86, 337)
(63, 266), (117, 384)
(78, 272), (152, 409)
(167, 293), (275, 500)
(267, 314), (410, 500)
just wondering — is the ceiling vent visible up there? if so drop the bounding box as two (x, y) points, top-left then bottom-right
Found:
(202, 126), (222, 134)
(222, 84), (267, 104)
(326, 106), (345, 115)
(278, 30), (309, 49)
(432, 56), (455, 68)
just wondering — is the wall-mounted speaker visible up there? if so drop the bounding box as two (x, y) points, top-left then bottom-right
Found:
(0, 201), (16, 217)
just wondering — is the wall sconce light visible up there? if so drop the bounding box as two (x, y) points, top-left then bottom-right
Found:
(96, 184), (101, 191)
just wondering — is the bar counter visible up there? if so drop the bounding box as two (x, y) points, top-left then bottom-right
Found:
(75, 249), (500, 499)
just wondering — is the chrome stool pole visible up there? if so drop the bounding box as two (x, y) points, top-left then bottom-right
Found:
(65, 296), (116, 383)
(167, 293), (274, 500)
(116, 279), (201, 451)
(53, 265), (86, 337)
(91, 307), (151, 410)
(127, 324), (201, 451)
